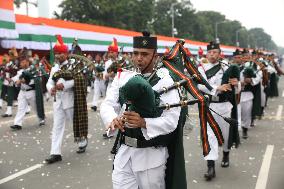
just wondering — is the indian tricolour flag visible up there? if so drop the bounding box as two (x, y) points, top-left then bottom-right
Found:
(0, 0), (19, 38)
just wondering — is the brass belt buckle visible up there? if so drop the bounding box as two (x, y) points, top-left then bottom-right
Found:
(211, 96), (219, 102)
(124, 136), (138, 148)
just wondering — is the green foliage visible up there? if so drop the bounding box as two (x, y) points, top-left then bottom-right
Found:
(54, 0), (154, 32)
(51, 0), (280, 52)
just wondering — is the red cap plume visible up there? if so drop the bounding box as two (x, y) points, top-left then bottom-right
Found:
(198, 47), (203, 56)
(53, 35), (68, 54)
(108, 38), (118, 53)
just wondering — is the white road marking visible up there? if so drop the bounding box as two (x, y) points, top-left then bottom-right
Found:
(0, 164), (43, 185)
(276, 105), (283, 121)
(282, 90), (284, 97)
(255, 145), (274, 189)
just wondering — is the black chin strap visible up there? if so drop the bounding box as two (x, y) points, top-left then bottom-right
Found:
(141, 51), (156, 73)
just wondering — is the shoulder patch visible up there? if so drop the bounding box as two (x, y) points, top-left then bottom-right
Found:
(156, 68), (170, 79)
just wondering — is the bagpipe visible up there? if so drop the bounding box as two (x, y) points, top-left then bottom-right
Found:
(106, 56), (126, 74)
(116, 39), (236, 156)
(52, 53), (94, 82)
(52, 53), (94, 102)
(20, 58), (50, 84)
(3, 61), (19, 80)
(239, 56), (272, 88)
(107, 47), (134, 74)
(156, 75), (238, 125)
(94, 62), (105, 79)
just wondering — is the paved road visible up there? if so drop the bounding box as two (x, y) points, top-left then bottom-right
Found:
(0, 78), (283, 189)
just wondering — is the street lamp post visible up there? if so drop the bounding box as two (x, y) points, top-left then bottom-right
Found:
(171, 2), (179, 37)
(247, 34), (250, 48)
(15, 0), (38, 16)
(236, 28), (244, 47)
(215, 21), (227, 43)
(171, 1), (190, 37)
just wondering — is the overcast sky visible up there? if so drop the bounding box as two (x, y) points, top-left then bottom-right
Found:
(190, 0), (284, 47)
(15, 0), (284, 47)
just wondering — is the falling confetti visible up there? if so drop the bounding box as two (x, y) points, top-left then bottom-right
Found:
(249, 157), (255, 160)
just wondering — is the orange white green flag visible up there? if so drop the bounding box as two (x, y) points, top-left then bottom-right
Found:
(0, 0), (19, 38)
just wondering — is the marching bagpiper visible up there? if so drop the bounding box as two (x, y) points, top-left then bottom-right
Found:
(0, 48), (19, 117)
(197, 41), (240, 181)
(100, 31), (187, 189)
(45, 35), (88, 164)
(240, 49), (262, 137)
(91, 53), (106, 112)
(10, 54), (46, 130)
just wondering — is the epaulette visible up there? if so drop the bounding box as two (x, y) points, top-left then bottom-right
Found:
(156, 67), (170, 79)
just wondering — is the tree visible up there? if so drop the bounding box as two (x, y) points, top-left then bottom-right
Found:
(248, 28), (277, 50)
(54, 0), (154, 32)
(194, 11), (227, 42)
(152, 0), (177, 36)
(174, 2), (199, 40)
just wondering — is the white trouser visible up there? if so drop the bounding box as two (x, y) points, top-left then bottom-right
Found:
(260, 84), (266, 107)
(5, 106), (12, 115)
(112, 158), (166, 189)
(237, 104), (242, 128)
(205, 106), (231, 160)
(50, 105), (73, 155)
(205, 126), (219, 161)
(14, 90), (38, 126)
(241, 100), (253, 129)
(92, 79), (106, 107)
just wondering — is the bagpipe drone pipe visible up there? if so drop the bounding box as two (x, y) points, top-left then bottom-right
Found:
(158, 39), (223, 156)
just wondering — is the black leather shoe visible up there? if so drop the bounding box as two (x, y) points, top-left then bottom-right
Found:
(45, 155), (62, 164)
(204, 167), (216, 181)
(2, 114), (12, 117)
(76, 139), (88, 154)
(39, 120), (45, 126)
(103, 133), (113, 139)
(10, 125), (22, 130)
(242, 127), (248, 139)
(91, 106), (97, 112)
(204, 160), (216, 181)
(76, 145), (87, 154)
(250, 120), (255, 127)
(221, 151), (230, 168)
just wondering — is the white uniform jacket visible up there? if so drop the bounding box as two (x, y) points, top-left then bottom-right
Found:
(100, 68), (181, 172)
(46, 62), (74, 110)
(197, 62), (233, 115)
(240, 62), (262, 102)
